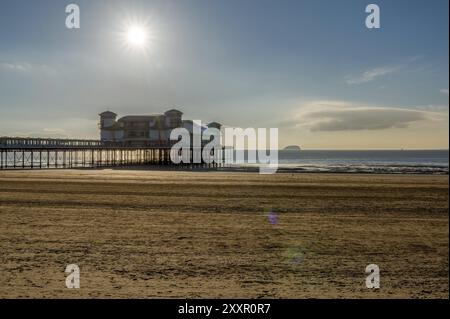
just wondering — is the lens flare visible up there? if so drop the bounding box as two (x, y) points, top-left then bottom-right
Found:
(118, 17), (155, 54)
(126, 25), (147, 47)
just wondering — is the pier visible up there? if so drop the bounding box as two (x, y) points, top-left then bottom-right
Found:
(0, 137), (230, 170)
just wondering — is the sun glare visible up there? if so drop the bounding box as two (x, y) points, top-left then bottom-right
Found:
(126, 25), (147, 47)
(118, 19), (154, 53)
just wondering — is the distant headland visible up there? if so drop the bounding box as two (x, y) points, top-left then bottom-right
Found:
(283, 145), (301, 151)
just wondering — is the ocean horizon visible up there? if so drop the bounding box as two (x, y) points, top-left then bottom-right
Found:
(233, 149), (449, 174)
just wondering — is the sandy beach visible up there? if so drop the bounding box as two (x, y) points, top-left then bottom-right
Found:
(0, 169), (448, 298)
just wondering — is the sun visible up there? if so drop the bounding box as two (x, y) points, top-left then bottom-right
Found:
(126, 25), (147, 47)
(118, 19), (154, 53)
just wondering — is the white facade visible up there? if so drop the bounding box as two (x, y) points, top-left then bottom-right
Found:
(99, 110), (183, 146)
(99, 110), (222, 146)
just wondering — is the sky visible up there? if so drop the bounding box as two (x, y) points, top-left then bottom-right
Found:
(0, 0), (448, 149)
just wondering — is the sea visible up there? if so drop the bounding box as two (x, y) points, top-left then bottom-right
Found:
(232, 150), (449, 174)
(1, 149), (448, 174)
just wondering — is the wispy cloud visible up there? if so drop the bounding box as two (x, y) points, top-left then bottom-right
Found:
(440, 88), (449, 96)
(283, 100), (444, 132)
(0, 61), (58, 75)
(345, 56), (426, 85)
(3, 128), (69, 139)
(0, 62), (33, 72)
(345, 65), (401, 85)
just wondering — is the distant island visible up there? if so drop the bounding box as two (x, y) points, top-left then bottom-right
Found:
(283, 145), (301, 151)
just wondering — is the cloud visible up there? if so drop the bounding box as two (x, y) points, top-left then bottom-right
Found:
(345, 57), (426, 85)
(346, 65), (401, 85)
(0, 62), (33, 72)
(4, 128), (69, 139)
(440, 88), (449, 96)
(285, 100), (442, 132)
(0, 61), (58, 75)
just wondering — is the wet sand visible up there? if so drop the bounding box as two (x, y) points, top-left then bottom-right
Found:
(0, 169), (448, 298)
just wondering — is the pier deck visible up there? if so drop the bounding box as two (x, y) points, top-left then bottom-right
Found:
(0, 137), (228, 170)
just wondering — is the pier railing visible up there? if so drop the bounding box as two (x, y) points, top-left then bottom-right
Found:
(0, 137), (232, 170)
(0, 137), (103, 148)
